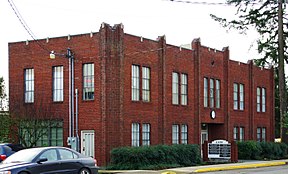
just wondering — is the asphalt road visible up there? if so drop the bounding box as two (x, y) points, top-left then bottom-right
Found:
(200, 165), (288, 174)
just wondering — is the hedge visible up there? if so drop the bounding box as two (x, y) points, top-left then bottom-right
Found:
(107, 144), (201, 170)
(238, 141), (288, 160)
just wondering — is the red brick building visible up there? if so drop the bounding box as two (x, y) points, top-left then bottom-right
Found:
(9, 23), (274, 166)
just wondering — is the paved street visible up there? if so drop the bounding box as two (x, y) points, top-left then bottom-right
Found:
(200, 165), (288, 174)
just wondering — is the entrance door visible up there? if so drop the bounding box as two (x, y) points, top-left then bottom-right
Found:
(81, 130), (95, 158)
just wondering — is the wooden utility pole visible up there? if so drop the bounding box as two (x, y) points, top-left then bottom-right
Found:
(278, 0), (287, 142)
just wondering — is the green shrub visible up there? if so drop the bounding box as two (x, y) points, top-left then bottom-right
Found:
(107, 144), (201, 170)
(238, 141), (288, 160)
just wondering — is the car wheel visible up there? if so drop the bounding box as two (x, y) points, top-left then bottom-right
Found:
(79, 168), (91, 174)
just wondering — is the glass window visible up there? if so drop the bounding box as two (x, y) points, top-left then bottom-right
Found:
(204, 78), (208, 107)
(233, 83), (238, 110)
(239, 84), (244, 110)
(172, 72), (179, 105)
(59, 149), (74, 160)
(240, 127), (244, 142)
(172, 124), (179, 144)
(142, 67), (150, 102)
(39, 149), (57, 161)
(216, 80), (220, 108)
(181, 124), (188, 144)
(257, 87), (261, 112)
(210, 79), (214, 108)
(131, 123), (140, 147)
(257, 127), (261, 142)
(24, 68), (34, 103)
(262, 127), (266, 142)
(181, 74), (188, 105)
(83, 63), (94, 100)
(131, 65), (140, 101)
(262, 88), (266, 112)
(142, 123), (150, 146)
(233, 127), (238, 141)
(53, 66), (63, 102)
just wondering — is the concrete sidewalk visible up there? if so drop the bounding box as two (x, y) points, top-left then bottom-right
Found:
(99, 159), (288, 174)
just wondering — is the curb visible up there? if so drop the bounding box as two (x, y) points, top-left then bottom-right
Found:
(192, 161), (286, 173)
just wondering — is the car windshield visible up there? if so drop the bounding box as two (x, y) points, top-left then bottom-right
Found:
(3, 148), (43, 163)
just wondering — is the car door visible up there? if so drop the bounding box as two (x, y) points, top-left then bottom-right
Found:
(28, 149), (61, 174)
(57, 149), (82, 174)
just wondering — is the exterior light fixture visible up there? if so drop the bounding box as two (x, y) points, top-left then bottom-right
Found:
(50, 51), (56, 59)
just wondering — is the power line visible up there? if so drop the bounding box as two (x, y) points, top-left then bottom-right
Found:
(7, 0), (50, 53)
(167, 0), (277, 6)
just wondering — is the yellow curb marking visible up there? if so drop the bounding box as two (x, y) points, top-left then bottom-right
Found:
(194, 162), (286, 173)
(161, 172), (177, 174)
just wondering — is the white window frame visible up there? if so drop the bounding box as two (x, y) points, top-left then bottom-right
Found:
(181, 74), (188, 105)
(233, 127), (238, 141)
(142, 123), (150, 146)
(233, 83), (238, 110)
(257, 87), (261, 112)
(209, 79), (214, 108)
(216, 80), (220, 108)
(131, 123), (140, 147)
(24, 68), (34, 103)
(239, 127), (244, 142)
(53, 66), (63, 102)
(172, 72), (179, 105)
(262, 88), (266, 112)
(132, 65), (140, 101)
(142, 67), (150, 102)
(239, 84), (244, 110)
(172, 124), (179, 144)
(181, 124), (188, 144)
(204, 77), (208, 107)
(83, 63), (94, 100)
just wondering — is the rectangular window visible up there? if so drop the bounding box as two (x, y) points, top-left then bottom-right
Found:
(172, 72), (179, 105)
(131, 65), (140, 101)
(239, 127), (244, 142)
(204, 78), (208, 107)
(257, 127), (261, 142)
(239, 84), (244, 110)
(181, 74), (188, 105)
(142, 123), (150, 146)
(262, 88), (266, 112)
(53, 66), (63, 102)
(262, 127), (266, 142)
(142, 67), (150, 102)
(172, 124), (179, 144)
(233, 83), (238, 110)
(233, 127), (238, 141)
(83, 63), (94, 100)
(216, 80), (220, 108)
(131, 123), (140, 147)
(210, 79), (214, 108)
(181, 124), (188, 144)
(24, 68), (34, 103)
(257, 87), (261, 112)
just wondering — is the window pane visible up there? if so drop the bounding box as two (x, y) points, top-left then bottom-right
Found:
(132, 65), (140, 101)
(204, 78), (208, 107)
(262, 88), (266, 112)
(142, 123), (150, 146)
(210, 79), (214, 108)
(172, 124), (179, 144)
(239, 84), (244, 110)
(83, 64), (94, 100)
(181, 124), (188, 144)
(24, 68), (34, 103)
(53, 66), (63, 102)
(233, 83), (238, 110)
(257, 87), (261, 112)
(172, 72), (179, 104)
(216, 80), (220, 108)
(181, 74), (188, 105)
(142, 67), (150, 102)
(132, 123), (140, 147)
(240, 127), (244, 142)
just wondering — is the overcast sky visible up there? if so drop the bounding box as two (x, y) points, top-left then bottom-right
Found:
(1, 0), (286, 96)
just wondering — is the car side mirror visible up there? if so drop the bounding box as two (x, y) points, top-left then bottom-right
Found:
(37, 158), (48, 164)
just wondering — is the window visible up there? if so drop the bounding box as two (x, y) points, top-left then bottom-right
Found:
(209, 79), (214, 108)
(181, 124), (188, 144)
(172, 124), (179, 144)
(262, 88), (266, 112)
(257, 87), (261, 112)
(53, 66), (63, 102)
(233, 127), (238, 141)
(172, 72), (179, 104)
(233, 83), (238, 110)
(204, 78), (208, 107)
(131, 123), (140, 147)
(20, 120), (63, 147)
(142, 123), (150, 146)
(216, 80), (220, 108)
(257, 127), (266, 142)
(239, 127), (244, 142)
(257, 87), (266, 112)
(142, 67), (150, 102)
(24, 68), (34, 103)
(239, 84), (244, 110)
(83, 63), (94, 100)
(181, 74), (188, 105)
(59, 149), (76, 160)
(234, 83), (245, 110)
(39, 149), (58, 161)
(131, 65), (140, 101)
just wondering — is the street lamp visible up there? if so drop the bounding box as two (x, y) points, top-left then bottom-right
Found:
(50, 48), (79, 152)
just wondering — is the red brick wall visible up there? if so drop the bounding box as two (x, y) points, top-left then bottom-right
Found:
(9, 23), (274, 166)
